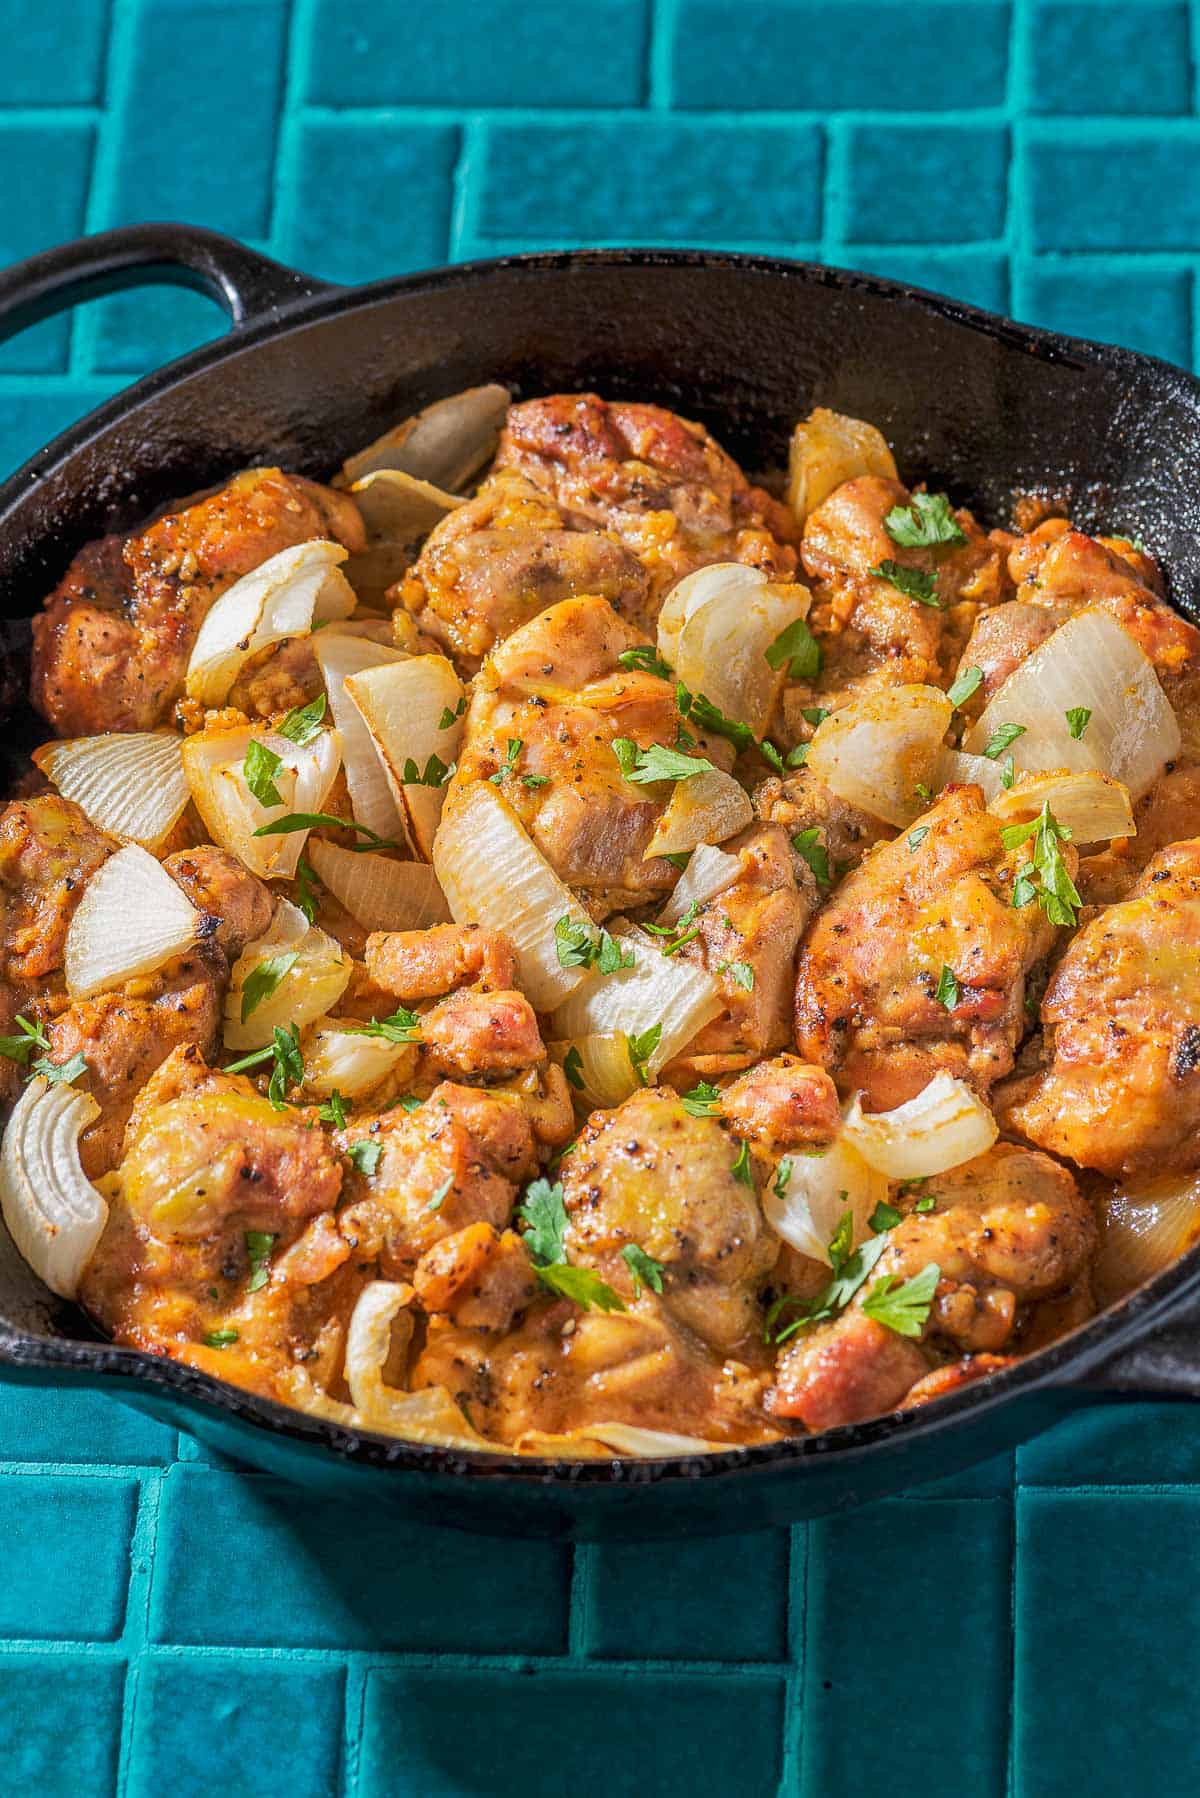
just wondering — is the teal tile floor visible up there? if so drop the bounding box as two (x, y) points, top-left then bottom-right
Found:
(3, 0), (1200, 1791)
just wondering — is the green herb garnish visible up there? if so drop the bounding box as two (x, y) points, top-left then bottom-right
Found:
(792, 826), (831, 889)
(239, 951), (299, 1023)
(621, 1243), (666, 1298)
(765, 616), (822, 682)
(870, 560), (940, 606)
(861, 1262), (941, 1337)
(277, 693), (327, 746)
(885, 491), (965, 548)
(245, 1230), (276, 1293)
(243, 739), (285, 808)
(947, 666), (983, 708)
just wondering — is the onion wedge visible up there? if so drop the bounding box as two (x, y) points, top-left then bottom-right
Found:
(306, 840), (450, 932)
(763, 1135), (886, 1264)
(989, 769), (1135, 845)
(657, 563), (811, 737)
(182, 724), (342, 880)
(787, 408), (898, 525)
(185, 541), (356, 706)
(549, 1034), (639, 1109)
(350, 468), (463, 545)
(935, 746), (1005, 804)
(550, 921), (722, 1078)
(644, 768), (753, 859)
(345, 655), (465, 858)
(657, 842), (742, 924)
(964, 609), (1179, 801)
(224, 899), (351, 1052)
(843, 1073), (998, 1180)
(313, 631), (410, 843)
(300, 1023), (417, 1101)
(1094, 1172), (1200, 1305)
(344, 1281), (492, 1447)
(432, 782), (594, 1011)
(65, 845), (199, 999)
(0, 1076), (106, 1299)
(33, 732), (189, 850)
(338, 383), (509, 491)
(808, 684), (953, 826)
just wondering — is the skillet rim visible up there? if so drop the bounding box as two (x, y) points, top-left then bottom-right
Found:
(2, 239), (1199, 1487)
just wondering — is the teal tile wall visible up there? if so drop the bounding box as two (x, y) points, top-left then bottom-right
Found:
(2, 1), (1200, 1792)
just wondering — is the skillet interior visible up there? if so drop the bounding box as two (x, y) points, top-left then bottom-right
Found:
(3, 247), (1200, 1530)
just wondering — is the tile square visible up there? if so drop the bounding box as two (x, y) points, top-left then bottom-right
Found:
(128, 1656), (344, 1798)
(583, 1527), (790, 1661)
(360, 1665), (785, 1798)
(1027, 0), (1191, 114)
(1024, 124), (1200, 251)
(0, 0), (109, 103)
(1016, 1398), (1200, 1485)
(0, 122), (94, 375)
(0, 1655), (125, 1794)
(0, 1382), (176, 1466)
(0, 1474), (136, 1640)
(838, 122), (1009, 244)
(283, 118), (458, 282)
(150, 1466), (569, 1652)
(854, 245), (1010, 313)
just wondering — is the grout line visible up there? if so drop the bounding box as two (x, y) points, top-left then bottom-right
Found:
(646, 0), (677, 108)
(264, 0), (302, 253)
(114, 1466), (163, 1798)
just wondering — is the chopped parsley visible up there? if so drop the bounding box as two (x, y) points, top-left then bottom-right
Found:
(239, 950), (299, 1023)
(785, 742), (810, 768)
(294, 854), (320, 923)
(562, 1045), (585, 1091)
(773, 1157), (793, 1201)
(682, 1080), (722, 1117)
(914, 1194), (938, 1213)
(719, 959), (755, 991)
(253, 812), (402, 851)
(1001, 802), (1081, 928)
(765, 616), (822, 682)
(861, 1262), (941, 1337)
(1001, 754), (1016, 790)
(983, 721), (1026, 760)
(869, 1200), (903, 1233)
(643, 900), (703, 957)
(396, 1094), (423, 1114)
(870, 559), (940, 607)
(245, 1230), (276, 1293)
(947, 665), (983, 708)
(0, 1015), (84, 1086)
(426, 1175), (454, 1213)
(202, 1329), (239, 1349)
(347, 1139), (382, 1176)
(517, 1178), (625, 1312)
(317, 1090), (348, 1129)
(356, 1007), (423, 1045)
(627, 1024), (662, 1086)
(404, 752), (455, 787)
(792, 826), (831, 889)
(1065, 706), (1092, 740)
(618, 644), (674, 679)
(908, 825), (930, 852)
(243, 738), (285, 808)
(277, 692), (327, 746)
(553, 915), (635, 974)
(225, 1023), (304, 1109)
(536, 1264), (627, 1311)
(522, 773), (550, 789)
(488, 738), (524, 785)
(731, 1138), (755, 1186)
(765, 1205), (896, 1344)
(885, 491), (966, 548)
(934, 964), (960, 1010)
(621, 1243), (666, 1297)
(758, 739), (785, 774)
(437, 695), (467, 730)
(612, 737), (717, 784)
(801, 706), (830, 728)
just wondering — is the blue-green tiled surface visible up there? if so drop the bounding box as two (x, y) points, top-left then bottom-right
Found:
(2, 1), (1200, 1792)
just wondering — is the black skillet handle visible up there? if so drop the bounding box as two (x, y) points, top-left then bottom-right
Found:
(0, 222), (332, 341)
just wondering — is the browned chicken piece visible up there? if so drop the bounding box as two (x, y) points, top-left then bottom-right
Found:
(899, 1353), (1018, 1408)
(413, 1298), (781, 1447)
(561, 1087), (777, 1351)
(666, 825), (812, 1075)
(364, 924), (517, 1000)
(30, 467), (365, 736)
(1077, 763), (1200, 905)
(419, 988), (546, 1077)
(720, 1053), (842, 1150)
(450, 595), (731, 912)
(770, 1144), (1094, 1430)
(797, 476), (1008, 712)
(1008, 521), (1200, 674)
(754, 767), (894, 878)
(161, 846), (274, 959)
(47, 949), (224, 1176)
(0, 793), (113, 986)
(493, 393), (799, 603)
(412, 1223), (538, 1332)
(795, 785), (1062, 1110)
(997, 839), (1200, 1178)
(952, 599), (1069, 708)
(336, 1080), (535, 1275)
(401, 468), (654, 665)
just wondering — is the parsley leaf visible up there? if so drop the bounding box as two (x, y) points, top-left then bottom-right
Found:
(348, 1139), (382, 1176)
(885, 491), (966, 548)
(294, 853), (320, 924)
(643, 900), (702, 957)
(759, 739), (785, 774)
(983, 721), (1026, 760)
(426, 1175), (453, 1212)
(203, 1329), (239, 1349)
(404, 753), (455, 788)
(437, 695), (467, 730)
(553, 915), (635, 974)
(869, 1200), (903, 1232)
(0, 1013), (50, 1065)
(1065, 706), (1092, 740)
(562, 1045), (584, 1091)
(765, 1213), (892, 1344)
(719, 959), (755, 991)
(618, 644), (674, 679)
(245, 1230), (276, 1293)
(792, 826), (831, 889)
(597, 930), (636, 975)
(675, 684), (758, 753)
(277, 692), (327, 746)
(488, 738), (523, 785)
(621, 1243), (666, 1297)
(870, 560), (940, 607)
(38, 1050), (88, 1087)
(536, 1263), (626, 1312)
(240, 950), (299, 1023)
(801, 706), (830, 727)
(356, 1007), (423, 1045)
(861, 1262), (941, 1337)
(517, 1177), (569, 1265)
(627, 1024), (662, 1086)
(243, 738), (285, 808)
(682, 1080), (722, 1117)
(1001, 754), (1016, 790)
(317, 1090), (348, 1129)
(773, 1157), (793, 1201)
(765, 616), (822, 681)
(523, 773), (550, 789)
(914, 1194), (937, 1213)
(225, 1023), (304, 1109)
(1001, 803), (1081, 928)
(947, 665), (983, 708)
(613, 736), (718, 785)
(934, 964), (960, 1010)
(396, 1094), (423, 1113)
(253, 812), (401, 850)
(785, 743), (810, 768)
(731, 1139), (755, 1187)
(908, 825), (929, 852)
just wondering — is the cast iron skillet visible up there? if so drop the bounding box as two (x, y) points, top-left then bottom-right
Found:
(0, 223), (1198, 1540)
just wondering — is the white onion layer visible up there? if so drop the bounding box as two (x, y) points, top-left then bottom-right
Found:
(313, 631), (410, 843)
(549, 921), (722, 1077)
(787, 408), (898, 525)
(989, 769), (1135, 845)
(34, 732), (189, 849)
(344, 1280), (491, 1447)
(185, 541), (356, 706)
(0, 1077), (106, 1298)
(762, 1134), (886, 1265)
(65, 846), (199, 999)
(657, 563), (812, 737)
(224, 899), (351, 1052)
(345, 655), (465, 859)
(182, 725), (342, 880)
(306, 840), (450, 932)
(842, 1073), (998, 1180)
(339, 383), (509, 490)
(807, 684), (954, 826)
(658, 842), (742, 925)
(644, 768), (753, 859)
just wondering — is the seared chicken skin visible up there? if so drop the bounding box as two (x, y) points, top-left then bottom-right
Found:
(31, 467), (364, 735)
